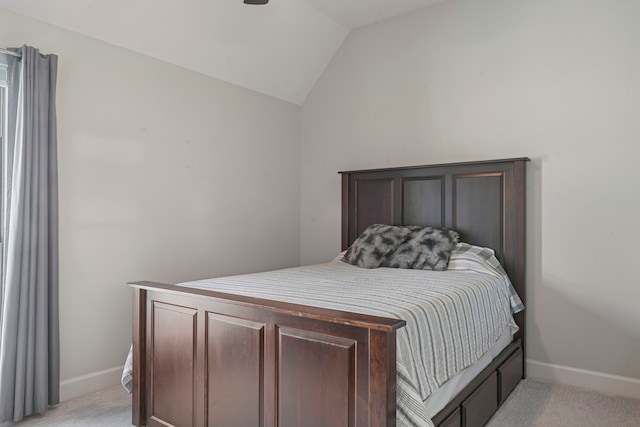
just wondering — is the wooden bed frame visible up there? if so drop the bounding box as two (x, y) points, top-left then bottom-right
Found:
(130, 157), (529, 427)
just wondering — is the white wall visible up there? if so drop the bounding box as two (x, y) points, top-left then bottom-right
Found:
(300, 0), (640, 395)
(0, 8), (300, 400)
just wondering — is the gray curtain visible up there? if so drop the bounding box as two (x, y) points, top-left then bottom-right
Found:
(0, 45), (59, 423)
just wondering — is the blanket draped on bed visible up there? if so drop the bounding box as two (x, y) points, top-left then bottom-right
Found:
(123, 246), (522, 427)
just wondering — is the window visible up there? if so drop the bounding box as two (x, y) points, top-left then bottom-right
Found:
(0, 53), (8, 406)
(0, 63), (5, 141)
(0, 61), (5, 315)
(0, 63), (5, 137)
(0, 79), (4, 395)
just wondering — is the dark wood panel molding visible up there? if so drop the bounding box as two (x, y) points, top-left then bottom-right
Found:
(277, 327), (356, 427)
(452, 172), (504, 262)
(402, 176), (445, 227)
(149, 302), (198, 427)
(206, 313), (265, 427)
(354, 177), (395, 238)
(498, 347), (523, 404)
(462, 372), (498, 427)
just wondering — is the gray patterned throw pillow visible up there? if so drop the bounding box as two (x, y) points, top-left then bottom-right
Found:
(382, 227), (459, 271)
(343, 224), (459, 270)
(343, 224), (415, 268)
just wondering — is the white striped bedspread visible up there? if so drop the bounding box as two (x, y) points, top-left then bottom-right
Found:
(178, 246), (522, 427)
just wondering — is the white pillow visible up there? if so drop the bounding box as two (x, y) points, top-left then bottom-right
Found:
(448, 243), (524, 314)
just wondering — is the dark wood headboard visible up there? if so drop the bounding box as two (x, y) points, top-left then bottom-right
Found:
(340, 157), (529, 343)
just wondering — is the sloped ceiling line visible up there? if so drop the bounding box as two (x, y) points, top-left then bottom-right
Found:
(0, 0), (445, 104)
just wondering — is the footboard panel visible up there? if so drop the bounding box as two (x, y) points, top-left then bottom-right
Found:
(206, 312), (265, 427)
(151, 301), (198, 427)
(131, 282), (405, 427)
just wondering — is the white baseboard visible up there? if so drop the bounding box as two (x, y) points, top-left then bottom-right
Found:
(58, 360), (640, 403)
(527, 359), (640, 399)
(60, 365), (124, 402)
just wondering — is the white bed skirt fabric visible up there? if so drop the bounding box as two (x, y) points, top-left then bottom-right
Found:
(423, 321), (518, 418)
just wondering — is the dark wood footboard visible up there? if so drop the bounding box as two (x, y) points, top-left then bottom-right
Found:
(131, 281), (406, 427)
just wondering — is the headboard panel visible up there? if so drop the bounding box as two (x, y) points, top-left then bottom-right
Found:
(340, 158), (529, 341)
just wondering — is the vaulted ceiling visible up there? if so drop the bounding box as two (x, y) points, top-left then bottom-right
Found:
(0, 0), (445, 104)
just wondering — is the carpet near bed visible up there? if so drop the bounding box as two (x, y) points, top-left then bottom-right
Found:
(7, 380), (640, 427)
(487, 380), (640, 427)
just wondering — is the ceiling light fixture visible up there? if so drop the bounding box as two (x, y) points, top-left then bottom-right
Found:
(244, 0), (268, 4)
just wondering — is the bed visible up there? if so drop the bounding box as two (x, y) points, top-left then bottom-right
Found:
(128, 157), (529, 427)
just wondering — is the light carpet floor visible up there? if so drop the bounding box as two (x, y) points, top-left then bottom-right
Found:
(7, 379), (640, 426)
(487, 380), (640, 427)
(6, 386), (130, 427)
